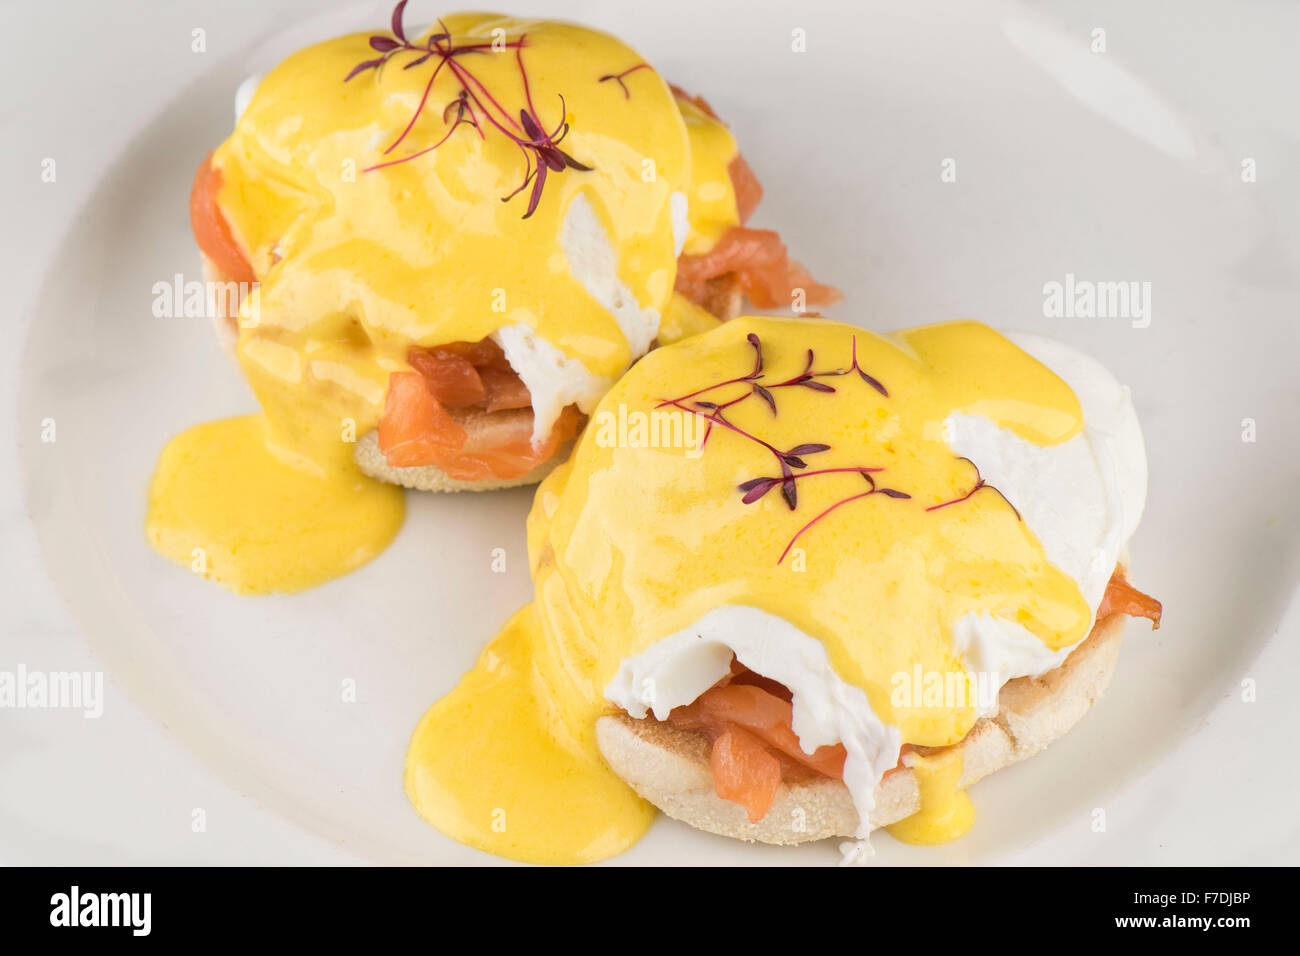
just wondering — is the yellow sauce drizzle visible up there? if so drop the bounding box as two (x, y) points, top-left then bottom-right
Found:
(146, 415), (403, 594)
(885, 749), (975, 845)
(657, 291), (723, 345)
(405, 606), (655, 864)
(676, 95), (740, 254)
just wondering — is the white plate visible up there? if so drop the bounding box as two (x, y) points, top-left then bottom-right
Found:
(7, 0), (1300, 864)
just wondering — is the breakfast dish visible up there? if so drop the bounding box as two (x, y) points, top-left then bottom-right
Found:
(151, 6), (836, 594)
(404, 315), (1160, 863)
(147, 3), (1164, 865)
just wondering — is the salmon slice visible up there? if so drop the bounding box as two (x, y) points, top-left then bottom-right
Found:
(728, 154), (762, 225)
(189, 154), (255, 284)
(676, 226), (841, 311)
(711, 725), (782, 824)
(377, 372), (467, 468)
(423, 338), (508, 368)
(456, 407), (535, 453)
(378, 363), (580, 482)
(669, 682), (847, 786)
(435, 406), (582, 481)
(407, 341), (534, 412)
(1098, 571), (1163, 627)
(382, 337), (582, 480)
(479, 367), (533, 412)
(407, 347), (487, 408)
(678, 672), (842, 821)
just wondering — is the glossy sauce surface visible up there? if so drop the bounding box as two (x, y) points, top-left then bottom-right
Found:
(146, 415), (404, 594)
(885, 750), (975, 844)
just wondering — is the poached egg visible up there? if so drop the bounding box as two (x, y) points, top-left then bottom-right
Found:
(147, 12), (743, 593)
(404, 316), (1148, 862)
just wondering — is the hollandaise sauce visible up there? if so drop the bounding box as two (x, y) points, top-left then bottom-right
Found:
(406, 606), (656, 863)
(886, 749), (976, 845)
(148, 13), (740, 593)
(406, 317), (1089, 862)
(147, 416), (404, 594)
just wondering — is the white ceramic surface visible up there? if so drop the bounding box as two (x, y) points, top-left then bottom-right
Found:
(3, 0), (1298, 865)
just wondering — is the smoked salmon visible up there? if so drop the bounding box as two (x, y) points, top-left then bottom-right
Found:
(676, 226), (841, 312)
(1097, 571), (1162, 627)
(711, 726), (782, 823)
(667, 669), (847, 822)
(189, 155), (255, 284)
(728, 154), (763, 225)
(378, 351), (582, 481)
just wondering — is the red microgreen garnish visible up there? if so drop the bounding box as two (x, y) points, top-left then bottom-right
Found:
(656, 334), (901, 559)
(655, 332), (1025, 562)
(924, 456), (1022, 521)
(849, 335), (888, 396)
(598, 63), (652, 99)
(346, 2), (596, 218)
(777, 472), (911, 565)
(738, 466), (880, 504)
